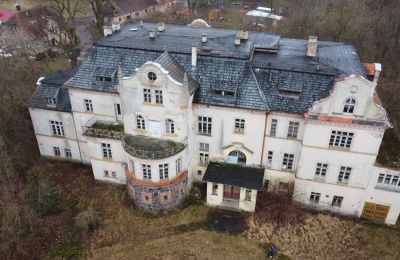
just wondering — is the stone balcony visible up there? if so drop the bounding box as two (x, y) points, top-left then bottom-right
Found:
(83, 121), (124, 140)
(122, 135), (186, 159)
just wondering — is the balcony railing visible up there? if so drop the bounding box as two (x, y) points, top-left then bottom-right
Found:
(123, 135), (186, 159)
(83, 120), (124, 140)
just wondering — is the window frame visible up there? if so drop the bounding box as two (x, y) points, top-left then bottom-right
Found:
(53, 146), (61, 156)
(234, 118), (245, 133)
(199, 142), (209, 151)
(143, 88), (151, 103)
(338, 166), (351, 184)
(287, 121), (299, 138)
(165, 119), (175, 134)
(198, 116), (212, 135)
(212, 183), (218, 195)
(266, 151), (273, 167)
(50, 120), (65, 136)
(84, 99), (93, 112)
(282, 153), (294, 170)
(142, 164), (152, 181)
(310, 192), (321, 204)
(155, 89), (163, 104)
(175, 157), (182, 173)
(270, 119), (278, 136)
(332, 196), (343, 207)
(136, 115), (145, 130)
(148, 71), (157, 81)
(199, 152), (209, 165)
(101, 143), (112, 159)
(245, 189), (252, 201)
(329, 130), (354, 148)
(64, 148), (72, 158)
(315, 163), (328, 180)
(376, 173), (400, 191)
(343, 98), (356, 113)
(159, 163), (169, 180)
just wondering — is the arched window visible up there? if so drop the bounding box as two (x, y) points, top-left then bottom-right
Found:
(228, 150), (247, 165)
(343, 98), (356, 113)
(136, 115), (145, 129)
(166, 119), (175, 134)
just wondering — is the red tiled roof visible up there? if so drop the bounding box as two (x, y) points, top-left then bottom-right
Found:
(363, 63), (376, 76)
(110, 0), (157, 14)
(0, 10), (14, 22)
(6, 7), (56, 39)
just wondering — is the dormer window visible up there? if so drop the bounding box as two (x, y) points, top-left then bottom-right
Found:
(47, 97), (56, 106)
(96, 76), (112, 82)
(343, 98), (356, 113)
(214, 89), (235, 97)
(148, 72), (157, 81)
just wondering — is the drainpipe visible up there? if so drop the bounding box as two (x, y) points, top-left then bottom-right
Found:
(71, 111), (83, 163)
(260, 112), (268, 166)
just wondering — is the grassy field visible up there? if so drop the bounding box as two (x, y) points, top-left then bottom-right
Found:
(0, 0), (41, 10)
(15, 160), (397, 260)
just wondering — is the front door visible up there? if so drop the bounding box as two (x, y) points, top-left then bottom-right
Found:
(223, 185), (240, 200)
(148, 120), (161, 138)
(361, 202), (390, 222)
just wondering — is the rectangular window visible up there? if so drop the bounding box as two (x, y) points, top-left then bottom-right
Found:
(47, 97), (56, 105)
(287, 121), (299, 138)
(84, 99), (93, 112)
(143, 88), (151, 102)
(338, 166), (351, 184)
(159, 163), (169, 180)
(142, 164), (151, 181)
(53, 147), (61, 156)
(50, 120), (64, 136)
(212, 183), (218, 195)
(234, 119), (245, 133)
(270, 119), (277, 136)
(329, 131), (354, 148)
(266, 151), (273, 167)
(282, 153), (294, 170)
(310, 192), (321, 204)
(245, 189), (252, 201)
(197, 170), (202, 176)
(101, 143), (112, 158)
(111, 171), (116, 178)
(104, 170), (109, 177)
(155, 90), (163, 104)
(315, 163), (328, 180)
(116, 103), (122, 115)
(199, 142), (209, 151)
(376, 173), (400, 190)
(198, 116), (212, 135)
(64, 148), (72, 158)
(199, 152), (209, 165)
(332, 196), (343, 207)
(175, 157), (182, 173)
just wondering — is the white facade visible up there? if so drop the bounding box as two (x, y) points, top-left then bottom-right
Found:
(29, 51), (400, 222)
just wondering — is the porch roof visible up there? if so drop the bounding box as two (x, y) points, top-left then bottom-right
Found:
(203, 162), (264, 190)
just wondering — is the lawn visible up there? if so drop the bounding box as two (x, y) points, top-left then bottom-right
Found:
(0, 0), (41, 10)
(17, 160), (400, 259)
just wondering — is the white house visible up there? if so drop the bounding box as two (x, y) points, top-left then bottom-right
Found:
(29, 22), (400, 224)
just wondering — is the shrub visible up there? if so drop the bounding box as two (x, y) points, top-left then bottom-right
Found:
(50, 237), (82, 259)
(252, 189), (305, 226)
(26, 170), (61, 216)
(75, 209), (100, 235)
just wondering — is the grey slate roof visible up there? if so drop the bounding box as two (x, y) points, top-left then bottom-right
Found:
(29, 69), (77, 112)
(203, 162), (265, 190)
(154, 51), (198, 94)
(63, 23), (367, 114)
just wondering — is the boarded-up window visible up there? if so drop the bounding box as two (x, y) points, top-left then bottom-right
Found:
(361, 202), (390, 222)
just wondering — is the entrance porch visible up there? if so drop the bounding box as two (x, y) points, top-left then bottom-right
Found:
(203, 162), (264, 212)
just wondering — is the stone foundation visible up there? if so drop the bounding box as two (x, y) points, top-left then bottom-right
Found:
(126, 170), (188, 211)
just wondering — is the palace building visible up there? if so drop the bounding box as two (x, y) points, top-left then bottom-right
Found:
(29, 22), (400, 224)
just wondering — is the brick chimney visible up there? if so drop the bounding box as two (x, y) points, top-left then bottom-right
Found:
(307, 36), (318, 57)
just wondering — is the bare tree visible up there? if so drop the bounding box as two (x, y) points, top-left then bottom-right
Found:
(47, 0), (81, 68)
(88, 0), (108, 35)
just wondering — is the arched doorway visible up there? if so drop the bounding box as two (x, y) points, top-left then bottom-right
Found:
(228, 150), (246, 165)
